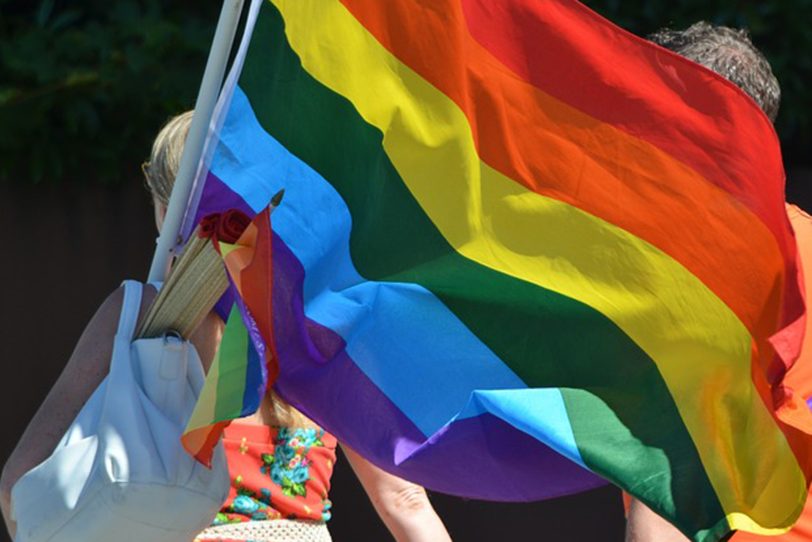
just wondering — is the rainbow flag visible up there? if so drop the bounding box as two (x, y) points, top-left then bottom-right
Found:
(181, 0), (812, 539)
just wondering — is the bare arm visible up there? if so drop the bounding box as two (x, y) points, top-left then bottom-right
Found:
(0, 285), (157, 537)
(625, 497), (689, 542)
(341, 444), (451, 542)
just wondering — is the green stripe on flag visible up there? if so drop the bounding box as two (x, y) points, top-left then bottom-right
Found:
(214, 305), (251, 421)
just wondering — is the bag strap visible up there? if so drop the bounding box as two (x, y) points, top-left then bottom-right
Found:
(117, 280), (143, 341)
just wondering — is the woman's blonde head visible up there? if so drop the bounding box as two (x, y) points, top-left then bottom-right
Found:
(142, 111), (316, 429)
(142, 110), (194, 206)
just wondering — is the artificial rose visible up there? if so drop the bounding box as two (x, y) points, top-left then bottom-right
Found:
(217, 209), (252, 243)
(197, 209), (251, 243)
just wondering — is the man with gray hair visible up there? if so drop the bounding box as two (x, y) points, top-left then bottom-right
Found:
(625, 20), (812, 542)
(648, 21), (781, 122)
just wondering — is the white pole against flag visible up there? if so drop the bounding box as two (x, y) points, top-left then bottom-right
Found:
(147, 0), (245, 282)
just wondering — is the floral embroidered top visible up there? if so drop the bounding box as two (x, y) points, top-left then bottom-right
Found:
(211, 421), (337, 526)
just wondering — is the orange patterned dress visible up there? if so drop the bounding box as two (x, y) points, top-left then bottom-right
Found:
(195, 421), (337, 542)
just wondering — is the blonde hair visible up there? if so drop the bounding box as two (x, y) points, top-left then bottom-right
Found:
(267, 390), (317, 429)
(142, 111), (316, 429)
(142, 110), (194, 206)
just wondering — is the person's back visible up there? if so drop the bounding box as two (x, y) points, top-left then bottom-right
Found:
(626, 21), (812, 542)
(194, 423), (337, 542)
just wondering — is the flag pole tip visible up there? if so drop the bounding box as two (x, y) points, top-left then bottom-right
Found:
(271, 189), (285, 207)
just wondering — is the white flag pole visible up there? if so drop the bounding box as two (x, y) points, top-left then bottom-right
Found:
(147, 0), (245, 282)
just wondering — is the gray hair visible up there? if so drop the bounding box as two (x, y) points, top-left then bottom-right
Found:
(142, 110), (194, 205)
(648, 21), (780, 122)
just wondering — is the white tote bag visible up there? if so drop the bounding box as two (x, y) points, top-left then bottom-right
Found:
(11, 281), (230, 542)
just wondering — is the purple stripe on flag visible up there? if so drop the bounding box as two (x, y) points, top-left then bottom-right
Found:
(195, 170), (257, 227)
(241, 309), (266, 415)
(396, 413), (607, 500)
(271, 231), (605, 500)
(203, 172), (253, 322)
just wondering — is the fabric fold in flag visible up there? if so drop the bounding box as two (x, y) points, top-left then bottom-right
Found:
(180, 0), (812, 540)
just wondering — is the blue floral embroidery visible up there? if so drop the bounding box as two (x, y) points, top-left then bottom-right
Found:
(260, 427), (325, 498)
(321, 499), (333, 521)
(212, 512), (243, 526)
(231, 495), (261, 515)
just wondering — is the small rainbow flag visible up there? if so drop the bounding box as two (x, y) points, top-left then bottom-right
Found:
(182, 208), (276, 463)
(182, 0), (812, 539)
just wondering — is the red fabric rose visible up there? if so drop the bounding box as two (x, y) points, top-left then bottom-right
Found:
(197, 209), (251, 244)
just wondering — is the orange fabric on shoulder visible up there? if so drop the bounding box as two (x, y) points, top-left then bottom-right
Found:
(782, 204), (812, 400)
(731, 204), (812, 542)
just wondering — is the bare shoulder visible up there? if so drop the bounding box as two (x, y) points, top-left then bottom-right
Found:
(87, 282), (158, 337)
(63, 287), (124, 385)
(97, 285), (126, 315)
(140, 283), (158, 328)
(0, 283), (146, 496)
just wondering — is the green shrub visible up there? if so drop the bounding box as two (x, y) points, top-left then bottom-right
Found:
(0, 0), (219, 184)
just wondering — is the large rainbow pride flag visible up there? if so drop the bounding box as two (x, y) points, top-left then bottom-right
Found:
(180, 0), (812, 539)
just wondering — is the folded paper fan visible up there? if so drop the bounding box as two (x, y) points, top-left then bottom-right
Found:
(137, 209), (253, 339)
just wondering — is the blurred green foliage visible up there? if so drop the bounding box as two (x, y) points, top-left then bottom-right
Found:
(0, 0), (220, 184)
(584, 0), (812, 166)
(0, 0), (810, 185)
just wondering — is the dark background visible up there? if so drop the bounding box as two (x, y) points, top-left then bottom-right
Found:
(1, 1), (811, 541)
